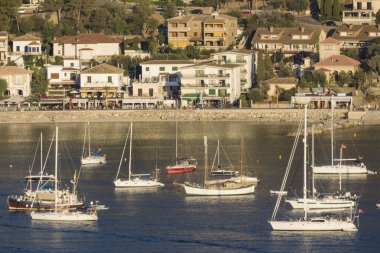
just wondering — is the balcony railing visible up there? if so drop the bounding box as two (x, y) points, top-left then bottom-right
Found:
(181, 83), (230, 88)
(182, 73), (230, 79)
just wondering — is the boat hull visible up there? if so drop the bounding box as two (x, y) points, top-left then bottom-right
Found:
(81, 155), (106, 165)
(166, 165), (196, 174)
(285, 198), (355, 209)
(114, 179), (164, 188)
(184, 184), (255, 196)
(30, 211), (98, 221)
(313, 165), (367, 174)
(269, 220), (357, 231)
(7, 196), (85, 211)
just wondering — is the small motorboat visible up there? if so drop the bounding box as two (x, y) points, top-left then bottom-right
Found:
(270, 190), (288, 195)
(89, 201), (109, 210)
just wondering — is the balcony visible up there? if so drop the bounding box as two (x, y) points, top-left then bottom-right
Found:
(181, 83), (230, 88)
(182, 73), (230, 79)
(169, 26), (190, 32)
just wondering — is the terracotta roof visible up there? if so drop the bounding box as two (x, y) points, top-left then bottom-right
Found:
(212, 49), (257, 56)
(13, 34), (41, 42)
(0, 66), (33, 75)
(140, 60), (195, 65)
(314, 55), (360, 68)
(319, 37), (339, 44)
(331, 24), (380, 42)
(52, 33), (121, 44)
(168, 14), (236, 23)
(180, 61), (241, 69)
(81, 63), (124, 74)
(252, 27), (322, 46)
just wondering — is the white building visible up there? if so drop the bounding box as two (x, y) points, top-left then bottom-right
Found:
(179, 62), (242, 105)
(52, 33), (121, 60)
(0, 31), (8, 65)
(138, 60), (195, 98)
(45, 59), (82, 97)
(12, 34), (42, 55)
(211, 49), (257, 92)
(343, 0), (380, 25)
(79, 63), (126, 99)
(0, 66), (33, 97)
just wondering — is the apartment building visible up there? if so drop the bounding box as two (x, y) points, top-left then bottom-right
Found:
(252, 26), (326, 56)
(167, 13), (238, 49)
(211, 49), (257, 91)
(52, 33), (121, 60)
(0, 31), (8, 65)
(331, 24), (380, 50)
(343, 0), (380, 25)
(0, 66), (33, 97)
(179, 62), (242, 105)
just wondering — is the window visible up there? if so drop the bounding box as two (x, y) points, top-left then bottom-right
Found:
(194, 32), (198, 37)
(51, 73), (59, 79)
(172, 67), (178, 71)
(16, 76), (22, 84)
(70, 63), (74, 67)
(145, 67), (150, 71)
(16, 46), (20, 52)
(301, 35), (308, 39)
(87, 76), (91, 83)
(159, 67), (165, 71)
(138, 89), (142, 96)
(324, 45), (333, 50)
(70, 73), (76, 80)
(64, 73), (67, 76)
(270, 35), (278, 39)
(58, 50), (61, 54)
(149, 88), (153, 96)
(262, 35), (269, 39)
(108, 76), (112, 83)
(171, 23), (177, 28)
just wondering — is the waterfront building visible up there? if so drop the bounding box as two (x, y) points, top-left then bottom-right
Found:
(167, 13), (238, 49)
(314, 55), (360, 79)
(264, 77), (297, 98)
(79, 63), (127, 100)
(179, 62), (242, 106)
(0, 31), (8, 65)
(52, 33), (121, 61)
(211, 49), (257, 92)
(0, 66), (33, 97)
(252, 26), (326, 56)
(331, 24), (380, 51)
(342, 0), (380, 25)
(45, 59), (83, 98)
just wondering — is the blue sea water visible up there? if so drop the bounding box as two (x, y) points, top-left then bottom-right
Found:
(0, 121), (379, 253)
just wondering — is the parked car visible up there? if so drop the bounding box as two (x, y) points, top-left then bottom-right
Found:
(322, 20), (337, 26)
(18, 9), (27, 14)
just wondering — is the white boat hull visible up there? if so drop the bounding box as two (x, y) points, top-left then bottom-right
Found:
(113, 179), (164, 188)
(285, 198), (355, 209)
(313, 165), (367, 174)
(230, 175), (260, 184)
(30, 211), (98, 221)
(269, 220), (357, 231)
(81, 156), (106, 165)
(184, 184), (255, 196)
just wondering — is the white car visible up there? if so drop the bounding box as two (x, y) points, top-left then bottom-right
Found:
(18, 9), (27, 14)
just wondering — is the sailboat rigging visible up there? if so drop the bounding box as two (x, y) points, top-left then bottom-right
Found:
(81, 121), (106, 165)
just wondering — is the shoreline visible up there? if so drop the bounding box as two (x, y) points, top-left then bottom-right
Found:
(0, 108), (367, 124)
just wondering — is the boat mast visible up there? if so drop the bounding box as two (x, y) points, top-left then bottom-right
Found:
(303, 105), (308, 220)
(331, 95), (334, 166)
(88, 121), (91, 157)
(217, 139), (220, 166)
(175, 120), (178, 161)
(312, 124), (315, 199)
(339, 144), (343, 192)
(240, 136), (243, 180)
(203, 136), (208, 188)
(128, 122), (133, 181)
(54, 127), (58, 213)
(40, 132), (43, 175)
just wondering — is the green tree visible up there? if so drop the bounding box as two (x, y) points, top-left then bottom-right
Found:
(0, 0), (22, 31)
(323, 0), (332, 20)
(0, 78), (8, 99)
(332, 0), (340, 21)
(42, 0), (64, 22)
(336, 71), (349, 87)
(367, 54), (380, 75)
(285, 0), (309, 13)
(30, 68), (48, 101)
(264, 53), (274, 80)
(271, 50), (284, 63)
(255, 52), (265, 84)
(376, 10), (380, 25)
(163, 0), (176, 19)
(277, 62), (293, 77)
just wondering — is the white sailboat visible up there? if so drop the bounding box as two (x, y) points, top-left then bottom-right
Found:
(269, 105), (358, 231)
(114, 122), (164, 188)
(184, 136), (255, 196)
(81, 122), (106, 165)
(30, 127), (98, 221)
(313, 96), (368, 174)
(285, 125), (356, 210)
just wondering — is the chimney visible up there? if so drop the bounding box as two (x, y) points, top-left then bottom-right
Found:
(269, 26), (274, 32)
(300, 26), (305, 33)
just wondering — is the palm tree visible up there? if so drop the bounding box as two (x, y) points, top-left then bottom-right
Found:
(274, 84), (284, 108)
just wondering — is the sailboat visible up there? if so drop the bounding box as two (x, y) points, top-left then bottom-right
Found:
(165, 120), (197, 174)
(81, 121), (106, 165)
(114, 122), (164, 188)
(285, 125), (357, 210)
(269, 105), (358, 231)
(313, 96), (368, 174)
(30, 127), (98, 221)
(210, 139), (238, 176)
(8, 132), (84, 211)
(184, 136), (255, 196)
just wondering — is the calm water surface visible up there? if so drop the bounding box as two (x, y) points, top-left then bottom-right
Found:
(0, 121), (379, 253)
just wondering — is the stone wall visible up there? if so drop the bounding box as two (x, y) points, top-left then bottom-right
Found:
(0, 109), (348, 124)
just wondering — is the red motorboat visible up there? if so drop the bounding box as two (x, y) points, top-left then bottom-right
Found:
(166, 158), (197, 174)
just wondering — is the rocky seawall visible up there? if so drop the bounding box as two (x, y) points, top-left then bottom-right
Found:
(0, 109), (351, 124)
